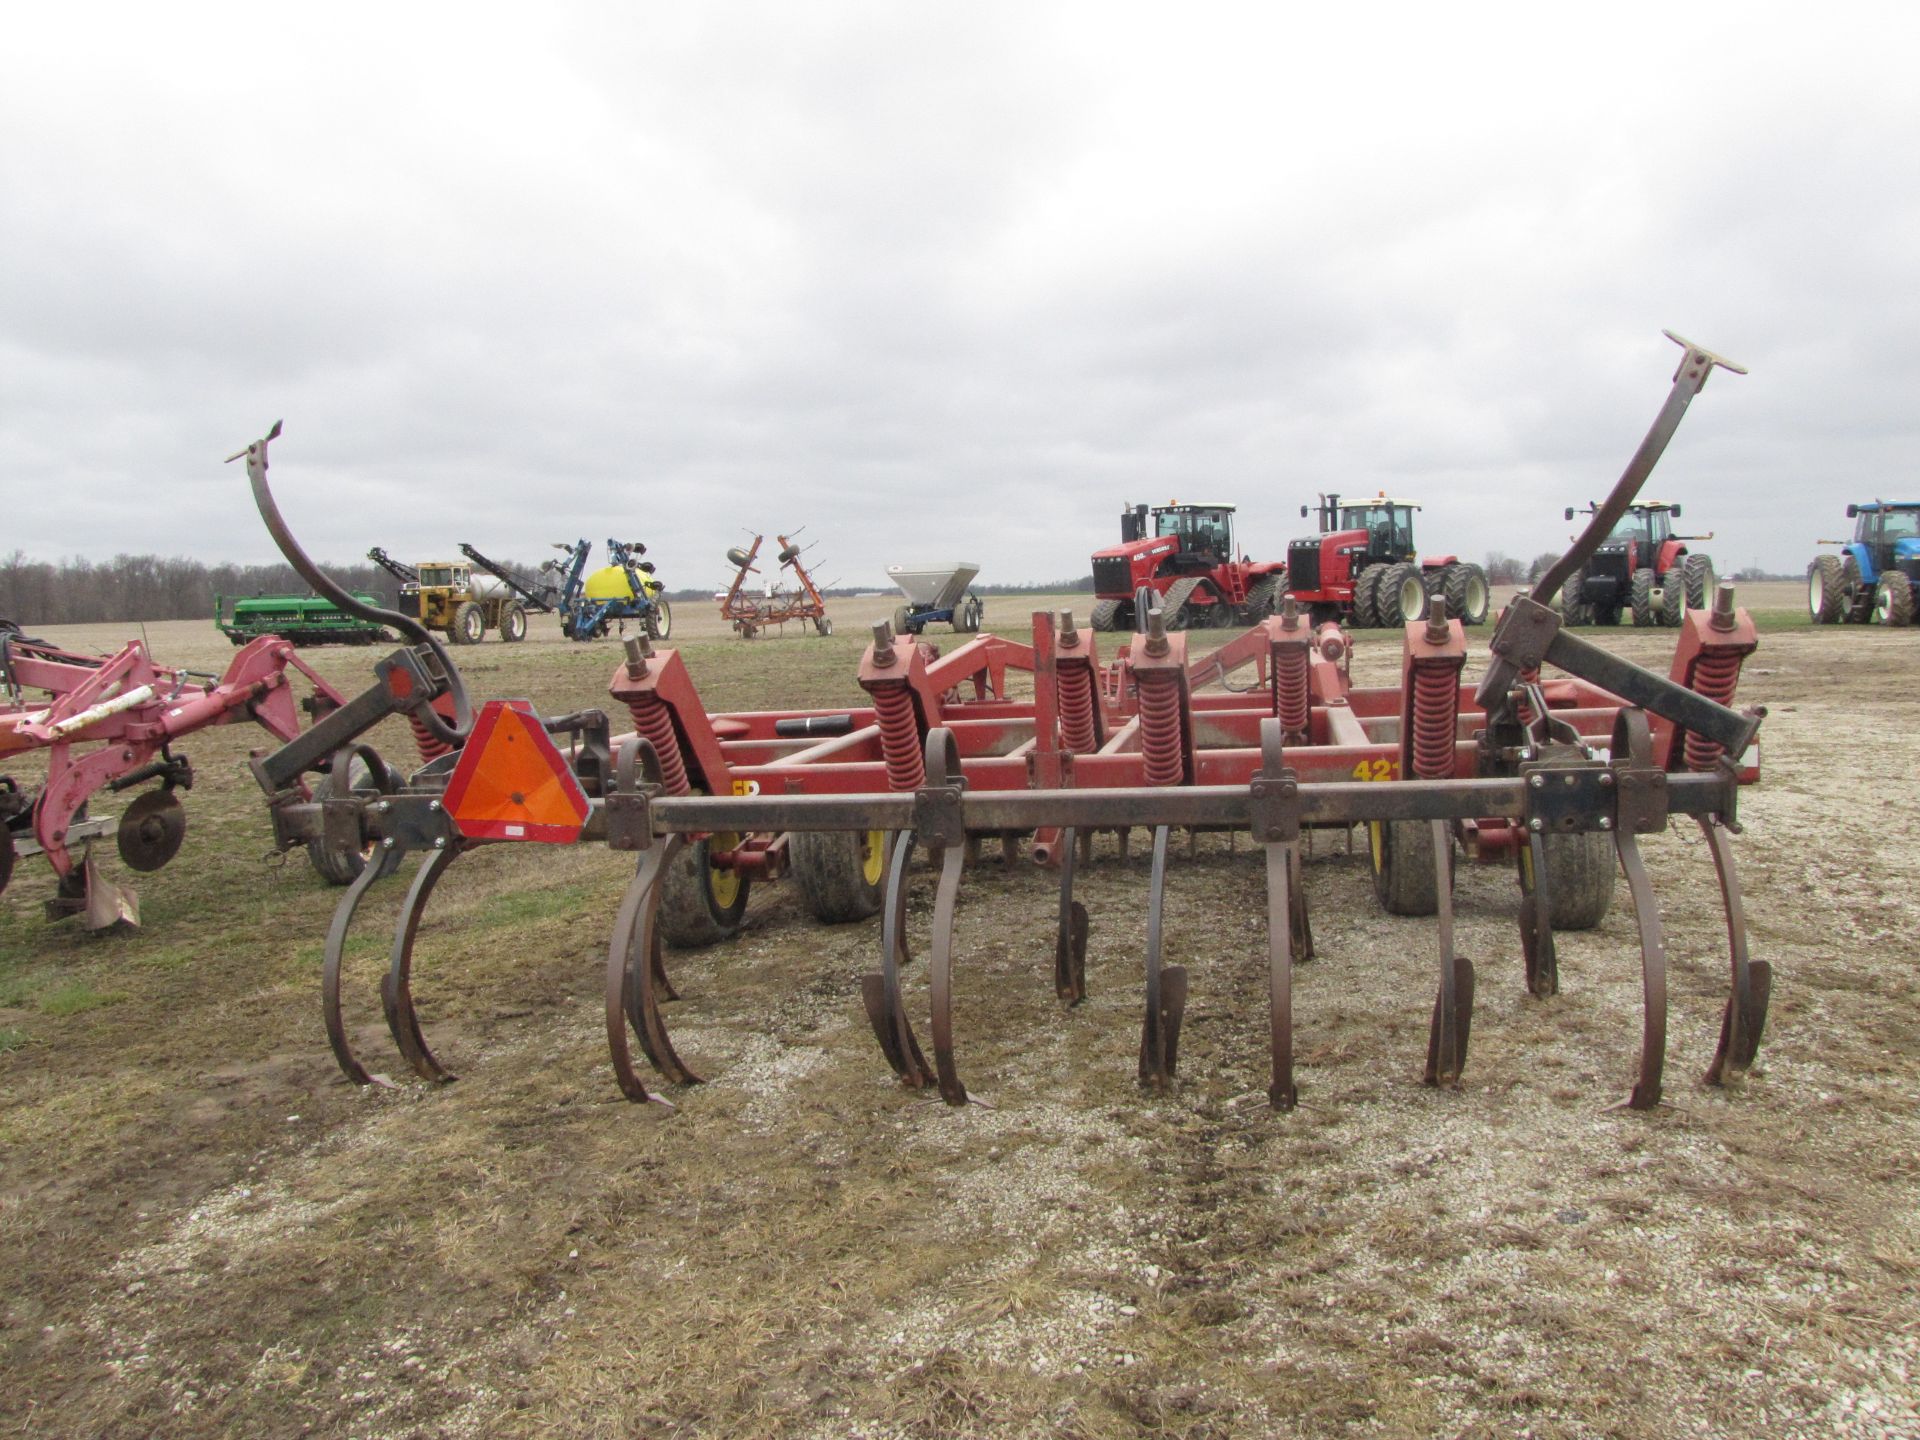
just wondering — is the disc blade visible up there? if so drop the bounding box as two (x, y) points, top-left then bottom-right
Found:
(117, 789), (187, 872)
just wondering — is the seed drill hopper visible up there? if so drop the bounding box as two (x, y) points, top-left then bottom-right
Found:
(235, 333), (1770, 1113)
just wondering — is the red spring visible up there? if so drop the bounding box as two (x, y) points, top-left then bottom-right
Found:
(1058, 662), (1097, 754)
(872, 683), (925, 790)
(1684, 649), (1743, 771)
(1138, 675), (1185, 787)
(408, 710), (454, 763)
(1410, 663), (1458, 780)
(1272, 646), (1310, 738)
(627, 694), (691, 796)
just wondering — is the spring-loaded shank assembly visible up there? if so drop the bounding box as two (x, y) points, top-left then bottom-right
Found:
(236, 333), (1770, 1114)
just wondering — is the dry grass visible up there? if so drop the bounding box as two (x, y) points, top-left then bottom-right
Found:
(3, 594), (1919, 1438)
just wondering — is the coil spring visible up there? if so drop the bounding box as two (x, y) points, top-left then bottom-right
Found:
(408, 710), (454, 763)
(626, 693), (691, 795)
(1684, 649), (1744, 771)
(872, 683), (925, 790)
(1138, 674), (1185, 787)
(1058, 662), (1097, 754)
(1273, 645), (1311, 738)
(1410, 663), (1458, 780)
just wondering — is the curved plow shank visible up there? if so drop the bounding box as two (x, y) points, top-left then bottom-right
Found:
(1698, 818), (1771, 1085)
(1423, 819), (1475, 1089)
(322, 858), (397, 1088)
(927, 842), (979, 1105)
(626, 838), (700, 1086)
(1137, 825), (1189, 1090)
(603, 845), (677, 1105)
(1053, 826), (1089, 1003)
(382, 845), (460, 1083)
(1615, 830), (1669, 1110)
(863, 831), (933, 1087)
(1264, 838), (1297, 1110)
(1518, 830), (1560, 998)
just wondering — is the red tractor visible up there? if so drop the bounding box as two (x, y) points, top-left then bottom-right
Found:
(1087, 502), (1288, 631)
(1558, 501), (1714, 627)
(1284, 494), (1490, 628)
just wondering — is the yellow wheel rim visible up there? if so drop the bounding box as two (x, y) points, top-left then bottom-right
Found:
(861, 830), (886, 886)
(708, 831), (742, 909)
(1369, 820), (1384, 873)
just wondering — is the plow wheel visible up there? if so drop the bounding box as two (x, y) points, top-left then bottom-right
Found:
(790, 827), (886, 923)
(646, 597), (673, 641)
(660, 831), (751, 946)
(605, 839), (697, 1103)
(116, 789), (187, 872)
(305, 751), (399, 887)
(1352, 566), (1382, 628)
(1371, 817), (1447, 916)
(1807, 554), (1844, 622)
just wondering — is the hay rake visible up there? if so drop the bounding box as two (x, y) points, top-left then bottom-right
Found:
(236, 332), (1769, 1112)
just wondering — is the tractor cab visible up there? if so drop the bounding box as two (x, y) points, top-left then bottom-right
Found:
(416, 562), (469, 591)
(1151, 503), (1236, 571)
(1847, 502), (1920, 579)
(1330, 499), (1418, 565)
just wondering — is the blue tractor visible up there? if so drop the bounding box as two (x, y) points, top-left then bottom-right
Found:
(1809, 502), (1920, 626)
(549, 538), (672, 641)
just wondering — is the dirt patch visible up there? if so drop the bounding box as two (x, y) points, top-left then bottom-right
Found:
(3, 603), (1917, 1438)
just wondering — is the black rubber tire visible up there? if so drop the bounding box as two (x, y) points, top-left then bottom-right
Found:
(1376, 563), (1427, 626)
(452, 601), (485, 644)
(1561, 565), (1591, 625)
(1629, 568), (1655, 627)
(659, 835), (751, 947)
(0, 828), (16, 899)
(647, 597), (673, 641)
(1444, 563), (1490, 625)
(1540, 830), (1617, 931)
(1371, 818), (1441, 916)
(500, 602), (528, 642)
(1874, 571), (1915, 627)
(814, 616), (832, 636)
(893, 604), (913, 637)
(1682, 554), (1714, 612)
(790, 828), (886, 923)
(955, 595), (982, 633)
(1659, 570), (1685, 627)
(1808, 555), (1844, 623)
(305, 760), (377, 887)
(1090, 598), (1123, 632)
(778, 544), (801, 565)
(1842, 554), (1873, 622)
(1351, 565), (1381, 628)
(726, 546), (752, 569)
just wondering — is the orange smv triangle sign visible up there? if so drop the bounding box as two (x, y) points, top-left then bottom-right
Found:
(443, 700), (591, 843)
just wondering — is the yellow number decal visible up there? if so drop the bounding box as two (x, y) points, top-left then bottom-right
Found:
(730, 778), (761, 797)
(1351, 758), (1396, 782)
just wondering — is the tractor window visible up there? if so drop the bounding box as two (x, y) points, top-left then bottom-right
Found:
(419, 566), (454, 587)
(1338, 504), (1412, 554)
(1879, 510), (1920, 542)
(1154, 508), (1233, 557)
(1606, 513), (1648, 543)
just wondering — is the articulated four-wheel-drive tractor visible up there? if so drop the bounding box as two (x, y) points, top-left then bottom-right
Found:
(1088, 503), (1287, 632)
(1283, 495), (1490, 629)
(1558, 501), (1714, 628)
(1808, 501), (1920, 626)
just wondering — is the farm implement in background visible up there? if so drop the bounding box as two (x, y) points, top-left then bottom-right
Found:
(548, 538), (671, 641)
(0, 618), (350, 928)
(718, 533), (834, 638)
(886, 561), (985, 635)
(233, 332), (1768, 1114)
(214, 590), (392, 647)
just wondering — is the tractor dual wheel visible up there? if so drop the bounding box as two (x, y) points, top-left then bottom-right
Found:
(660, 832), (752, 947)
(1352, 566), (1383, 628)
(1660, 571), (1684, 627)
(1809, 555), (1845, 623)
(1842, 554), (1873, 621)
(500, 602), (528, 642)
(1375, 563), (1427, 627)
(1630, 568), (1656, 627)
(790, 828), (886, 922)
(1441, 562), (1490, 625)
(1561, 565), (1592, 625)
(451, 601), (486, 644)
(1682, 554), (1715, 612)
(1874, 571), (1915, 627)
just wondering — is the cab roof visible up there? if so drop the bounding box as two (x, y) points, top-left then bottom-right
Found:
(1151, 501), (1237, 512)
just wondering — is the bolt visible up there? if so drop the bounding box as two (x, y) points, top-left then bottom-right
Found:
(1599, 772), (1615, 787)
(1598, 816), (1613, 830)
(381, 837), (395, 849)
(1057, 610), (1079, 646)
(1425, 595), (1450, 644)
(1711, 583), (1738, 632)
(434, 837), (446, 849)
(1144, 606), (1169, 657)
(377, 800), (391, 813)
(1281, 596), (1300, 630)
(1529, 774), (1545, 789)
(429, 800), (442, 812)
(623, 637), (648, 679)
(1529, 818), (1543, 832)
(870, 621), (895, 664)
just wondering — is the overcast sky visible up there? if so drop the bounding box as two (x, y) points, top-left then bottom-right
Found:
(4, 3), (1916, 589)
